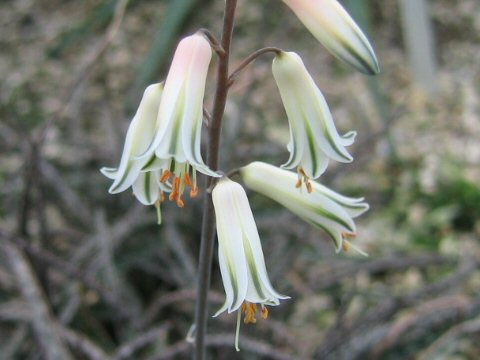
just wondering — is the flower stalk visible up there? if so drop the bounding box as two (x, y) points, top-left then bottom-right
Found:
(194, 1), (237, 359)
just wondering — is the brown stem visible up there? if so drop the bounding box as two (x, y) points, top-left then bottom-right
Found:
(228, 46), (282, 86)
(199, 28), (225, 56)
(194, 1), (237, 359)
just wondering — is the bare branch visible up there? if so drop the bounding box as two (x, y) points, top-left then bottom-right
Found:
(61, 326), (110, 360)
(2, 240), (74, 360)
(113, 324), (170, 360)
(1, 230), (130, 319)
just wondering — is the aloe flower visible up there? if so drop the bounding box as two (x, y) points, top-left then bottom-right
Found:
(138, 33), (219, 208)
(241, 162), (369, 254)
(283, 0), (379, 75)
(101, 83), (169, 221)
(272, 51), (356, 189)
(212, 177), (289, 351)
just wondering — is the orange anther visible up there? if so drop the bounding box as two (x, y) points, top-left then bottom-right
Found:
(169, 178), (180, 202)
(190, 186), (199, 198)
(172, 176), (180, 190)
(342, 232), (356, 239)
(342, 241), (350, 252)
(306, 181), (313, 193)
(261, 305), (268, 320)
(176, 197), (185, 208)
(242, 302), (257, 324)
(160, 170), (171, 183)
(160, 191), (165, 202)
(295, 179), (302, 188)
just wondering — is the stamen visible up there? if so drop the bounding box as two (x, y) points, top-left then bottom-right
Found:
(342, 231), (356, 239)
(261, 305), (268, 320)
(296, 167), (303, 188)
(343, 239), (369, 257)
(235, 308), (241, 352)
(154, 197), (162, 225)
(184, 172), (193, 187)
(296, 167), (313, 193)
(190, 186), (199, 198)
(242, 302), (257, 324)
(176, 197), (185, 208)
(193, 169), (197, 188)
(341, 232), (355, 252)
(160, 170), (171, 183)
(306, 181), (313, 193)
(169, 177), (181, 201)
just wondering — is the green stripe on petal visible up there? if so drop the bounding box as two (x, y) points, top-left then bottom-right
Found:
(242, 233), (267, 301)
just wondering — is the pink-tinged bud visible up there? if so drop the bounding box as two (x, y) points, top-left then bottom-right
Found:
(283, 0), (380, 75)
(136, 33), (219, 208)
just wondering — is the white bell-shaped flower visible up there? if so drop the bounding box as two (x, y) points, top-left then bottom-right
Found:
(241, 162), (369, 254)
(138, 33), (219, 208)
(212, 177), (289, 350)
(273, 51), (356, 187)
(213, 178), (288, 315)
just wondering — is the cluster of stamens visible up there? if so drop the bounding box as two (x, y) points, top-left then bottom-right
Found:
(159, 168), (199, 208)
(340, 231), (369, 256)
(341, 231), (356, 252)
(241, 301), (268, 324)
(295, 167), (312, 193)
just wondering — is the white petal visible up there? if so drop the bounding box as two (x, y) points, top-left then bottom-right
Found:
(236, 193), (288, 303)
(100, 167), (118, 180)
(213, 180), (249, 313)
(107, 84), (163, 193)
(132, 170), (161, 205)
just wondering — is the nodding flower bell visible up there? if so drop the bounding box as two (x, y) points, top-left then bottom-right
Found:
(137, 32), (219, 208)
(272, 51), (356, 189)
(282, 0), (379, 75)
(241, 162), (369, 255)
(101, 83), (169, 223)
(212, 177), (289, 351)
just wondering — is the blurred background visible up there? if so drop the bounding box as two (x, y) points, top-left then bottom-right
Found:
(1, 0), (479, 359)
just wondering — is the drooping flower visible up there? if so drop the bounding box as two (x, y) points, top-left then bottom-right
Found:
(241, 162), (369, 254)
(272, 51), (356, 189)
(212, 177), (289, 351)
(101, 83), (169, 222)
(137, 32), (219, 208)
(282, 0), (379, 75)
